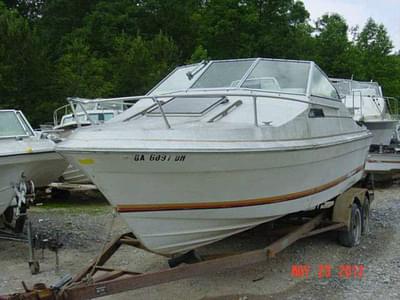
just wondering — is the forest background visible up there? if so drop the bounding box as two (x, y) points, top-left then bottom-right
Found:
(0, 0), (399, 126)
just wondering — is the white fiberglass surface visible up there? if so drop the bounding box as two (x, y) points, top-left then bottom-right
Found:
(149, 97), (224, 115)
(332, 80), (382, 98)
(0, 111), (30, 137)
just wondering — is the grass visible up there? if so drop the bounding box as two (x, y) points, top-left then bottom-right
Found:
(31, 191), (112, 215)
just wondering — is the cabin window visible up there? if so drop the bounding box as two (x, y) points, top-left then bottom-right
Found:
(0, 111), (29, 137)
(311, 68), (339, 99)
(103, 113), (114, 121)
(308, 108), (325, 118)
(149, 97), (225, 115)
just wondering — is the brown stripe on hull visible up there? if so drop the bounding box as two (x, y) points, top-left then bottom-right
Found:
(368, 159), (400, 164)
(116, 166), (364, 213)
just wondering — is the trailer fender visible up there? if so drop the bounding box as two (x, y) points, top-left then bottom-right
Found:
(332, 188), (369, 229)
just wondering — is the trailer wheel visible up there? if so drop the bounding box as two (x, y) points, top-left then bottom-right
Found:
(361, 198), (370, 235)
(338, 203), (362, 247)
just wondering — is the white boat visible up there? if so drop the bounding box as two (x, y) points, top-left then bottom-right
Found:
(52, 100), (134, 184)
(0, 110), (67, 219)
(53, 100), (133, 134)
(331, 78), (397, 146)
(57, 58), (372, 255)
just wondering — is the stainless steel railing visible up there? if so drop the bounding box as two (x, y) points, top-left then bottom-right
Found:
(66, 89), (332, 130)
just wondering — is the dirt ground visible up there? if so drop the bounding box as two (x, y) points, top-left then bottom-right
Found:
(1, 183), (400, 300)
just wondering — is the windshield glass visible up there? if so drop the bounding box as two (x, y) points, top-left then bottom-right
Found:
(62, 112), (115, 125)
(191, 60), (255, 89)
(147, 59), (323, 96)
(150, 63), (206, 95)
(243, 60), (310, 94)
(0, 111), (29, 137)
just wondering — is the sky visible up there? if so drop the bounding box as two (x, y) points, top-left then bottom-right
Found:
(301, 0), (400, 51)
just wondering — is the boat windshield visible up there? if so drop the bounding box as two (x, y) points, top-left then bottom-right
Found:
(75, 101), (127, 112)
(149, 63), (207, 95)
(191, 59), (311, 95)
(61, 112), (115, 125)
(0, 111), (32, 138)
(148, 59), (339, 98)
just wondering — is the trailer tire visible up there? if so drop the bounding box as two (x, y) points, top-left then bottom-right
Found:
(338, 203), (362, 247)
(361, 197), (370, 235)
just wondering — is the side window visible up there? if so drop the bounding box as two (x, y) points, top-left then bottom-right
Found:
(311, 68), (339, 99)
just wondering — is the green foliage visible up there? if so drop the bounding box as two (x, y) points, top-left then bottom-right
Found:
(0, 2), (56, 125)
(56, 37), (115, 98)
(1, 0), (400, 126)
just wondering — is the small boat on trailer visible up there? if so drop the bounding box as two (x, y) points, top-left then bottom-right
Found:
(57, 58), (372, 255)
(0, 110), (67, 230)
(331, 78), (398, 146)
(331, 78), (400, 175)
(52, 100), (135, 185)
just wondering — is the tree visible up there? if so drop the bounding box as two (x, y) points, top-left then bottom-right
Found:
(357, 18), (393, 56)
(56, 37), (115, 99)
(37, 0), (100, 59)
(2, 0), (44, 20)
(353, 18), (397, 96)
(0, 3), (56, 125)
(110, 33), (179, 95)
(313, 13), (354, 77)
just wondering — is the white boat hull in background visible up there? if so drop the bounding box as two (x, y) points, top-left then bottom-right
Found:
(62, 136), (370, 255)
(60, 164), (91, 184)
(364, 120), (397, 145)
(366, 152), (400, 173)
(0, 152), (67, 216)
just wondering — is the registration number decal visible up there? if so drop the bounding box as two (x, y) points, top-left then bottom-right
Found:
(133, 154), (186, 162)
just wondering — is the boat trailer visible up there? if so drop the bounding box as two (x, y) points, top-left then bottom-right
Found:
(0, 176), (40, 274)
(1, 187), (371, 300)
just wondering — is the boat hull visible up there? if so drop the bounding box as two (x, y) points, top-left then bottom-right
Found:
(60, 136), (370, 255)
(364, 120), (397, 145)
(0, 152), (67, 216)
(60, 164), (91, 184)
(366, 152), (400, 173)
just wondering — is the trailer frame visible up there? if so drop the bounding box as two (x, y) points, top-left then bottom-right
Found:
(2, 187), (371, 300)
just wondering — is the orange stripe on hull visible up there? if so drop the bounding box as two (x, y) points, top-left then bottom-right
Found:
(116, 165), (364, 213)
(368, 159), (400, 164)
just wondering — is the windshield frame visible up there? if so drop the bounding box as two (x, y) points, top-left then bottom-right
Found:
(0, 110), (35, 139)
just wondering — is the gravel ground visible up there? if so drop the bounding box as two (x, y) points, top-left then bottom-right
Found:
(1, 185), (400, 299)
